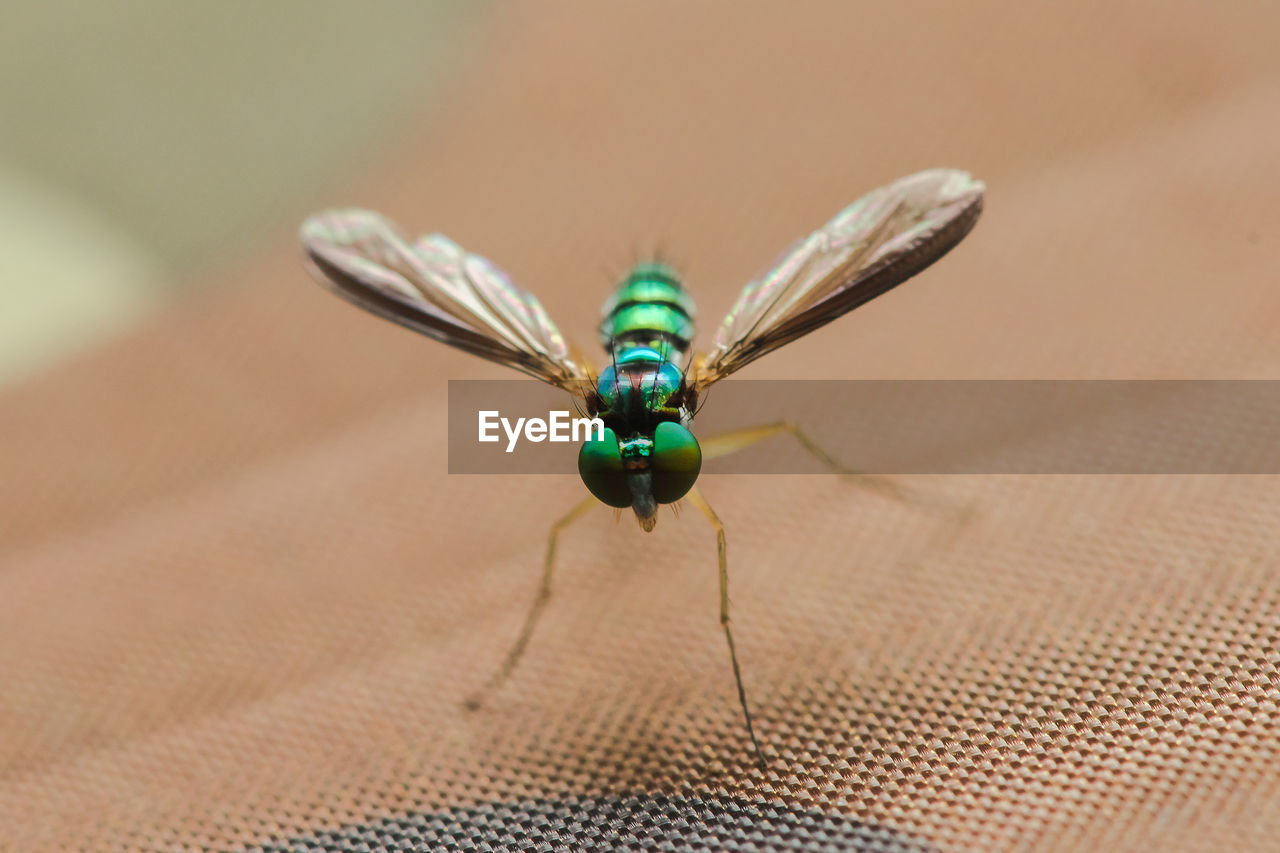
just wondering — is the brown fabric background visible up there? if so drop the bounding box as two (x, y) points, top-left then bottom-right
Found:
(3, 3), (1279, 850)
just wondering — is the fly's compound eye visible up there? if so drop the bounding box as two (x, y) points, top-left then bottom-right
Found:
(651, 421), (702, 504)
(578, 427), (632, 507)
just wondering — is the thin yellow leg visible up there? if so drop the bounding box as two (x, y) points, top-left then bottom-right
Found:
(465, 495), (597, 710)
(701, 420), (970, 519)
(685, 485), (766, 770)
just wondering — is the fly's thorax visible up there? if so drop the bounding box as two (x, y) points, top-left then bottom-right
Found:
(592, 347), (692, 431)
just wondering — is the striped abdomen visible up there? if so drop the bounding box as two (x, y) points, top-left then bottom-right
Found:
(598, 262), (696, 367)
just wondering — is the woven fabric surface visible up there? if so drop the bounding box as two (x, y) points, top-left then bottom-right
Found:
(3, 3), (1280, 851)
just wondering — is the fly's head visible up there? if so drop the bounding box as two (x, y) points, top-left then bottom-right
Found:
(579, 347), (701, 529)
(577, 421), (702, 531)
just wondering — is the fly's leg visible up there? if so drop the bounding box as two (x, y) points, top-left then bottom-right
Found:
(700, 420), (971, 521)
(464, 495), (597, 710)
(686, 485), (767, 771)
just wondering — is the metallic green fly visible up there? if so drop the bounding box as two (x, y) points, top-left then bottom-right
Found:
(301, 168), (984, 768)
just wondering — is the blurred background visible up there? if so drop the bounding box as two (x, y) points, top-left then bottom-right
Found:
(0, 0), (482, 387)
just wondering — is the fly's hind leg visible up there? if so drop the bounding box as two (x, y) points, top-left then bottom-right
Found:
(464, 495), (597, 711)
(700, 420), (972, 523)
(685, 485), (767, 771)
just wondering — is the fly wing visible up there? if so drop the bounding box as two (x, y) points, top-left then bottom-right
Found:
(301, 209), (591, 392)
(693, 169), (984, 389)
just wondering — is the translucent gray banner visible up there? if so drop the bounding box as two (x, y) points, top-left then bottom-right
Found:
(447, 380), (1280, 474)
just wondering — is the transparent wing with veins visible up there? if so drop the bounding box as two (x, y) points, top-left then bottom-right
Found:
(301, 209), (591, 393)
(694, 169), (985, 389)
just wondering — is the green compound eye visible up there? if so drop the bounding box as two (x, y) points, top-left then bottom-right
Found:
(577, 427), (632, 507)
(651, 421), (702, 504)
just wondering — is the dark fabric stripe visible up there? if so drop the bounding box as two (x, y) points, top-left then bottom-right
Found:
(250, 793), (936, 852)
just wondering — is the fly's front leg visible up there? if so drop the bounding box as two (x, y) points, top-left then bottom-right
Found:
(700, 420), (971, 521)
(685, 486), (766, 770)
(464, 495), (597, 710)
